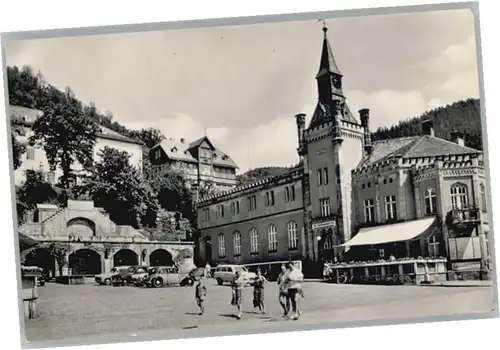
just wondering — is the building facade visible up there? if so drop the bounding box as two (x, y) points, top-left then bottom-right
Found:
(148, 136), (238, 192)
(10, 105), (144, 187)
(195, 26), (491, 275)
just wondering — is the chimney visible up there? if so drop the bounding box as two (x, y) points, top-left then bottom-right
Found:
(358, 108), (370, 128)
(295, 113), (306, 156)
(451, 131), (465, 147)
(180, 138), (185, 144)
(358, 109), (372, 155)
(421, 119), (435, 137)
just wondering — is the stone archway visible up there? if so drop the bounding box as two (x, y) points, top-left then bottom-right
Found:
(67, 217), (96, 237)
(149, 249), (174, 267)
(113, 249), (139, 267)
(68, 249), (102, 275)
(23, 247), (56, 277)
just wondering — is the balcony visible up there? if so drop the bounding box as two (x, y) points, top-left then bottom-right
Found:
(446, 207), (481, 229)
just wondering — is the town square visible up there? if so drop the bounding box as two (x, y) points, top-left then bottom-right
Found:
(3, 6), (497, 346)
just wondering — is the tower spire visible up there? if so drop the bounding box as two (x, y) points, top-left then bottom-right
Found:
(316, 21), (342, 78)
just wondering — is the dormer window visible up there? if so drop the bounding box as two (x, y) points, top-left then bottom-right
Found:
(171, 146), (178, 153)
(222, 155), (228, 160)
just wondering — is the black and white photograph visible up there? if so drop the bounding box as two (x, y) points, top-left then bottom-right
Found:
(1, 1), (498, 349)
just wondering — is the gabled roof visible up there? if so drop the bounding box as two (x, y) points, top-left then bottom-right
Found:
(153, 137), (238, 169)
(97, 125), (142, 145)
(357, 135), (482, 168)
(309, 100), (358, 128)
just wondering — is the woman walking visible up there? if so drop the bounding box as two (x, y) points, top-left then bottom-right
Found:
(230, 270), (244, 319)
(252, 269), (268, 314)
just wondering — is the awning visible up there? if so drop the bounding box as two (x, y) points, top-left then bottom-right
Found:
(340, 217), (436, 247)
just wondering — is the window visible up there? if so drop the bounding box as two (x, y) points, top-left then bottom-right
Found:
(480, 183), (487, 212)
(247, 195), (257, 211)
(218, 234), (226, 257)
(428, 236), (440, 257)
(287, 221), (299, 250)
(268, 225), (278, 252)
(335, 165), (340, 184)
(385, 195), (397, 220)
(216, 204), (225, 218)
(450, 184), (468, 209)
(26, 147), (35, 160)
(231, 201), (240, 215)
(233, 231), (242, 256)
(202, 208), (210, 221)
(424, 188), (437, 215)
(363, 198), (375, 222)
(250, 228), (259, 254)
(317, 167), (329, 186)
(320, 198), (331, 217)
(47, 171), (55, 184)
(285, 185), (296, 203)
(265, 191), (275, 207)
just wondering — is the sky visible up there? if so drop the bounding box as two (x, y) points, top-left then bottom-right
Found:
(5, 9), (480, 173)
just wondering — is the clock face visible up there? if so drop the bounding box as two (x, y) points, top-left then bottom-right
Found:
(333, 76), (341, 89)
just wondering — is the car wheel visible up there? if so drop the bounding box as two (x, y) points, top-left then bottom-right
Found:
(184, 278), (194, 287)
(153, 277), (163, 288)
(217, 278), (223, 285)
(104, 278), (111, 286)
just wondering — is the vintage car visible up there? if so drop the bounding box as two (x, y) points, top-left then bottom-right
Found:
(213, 264), (256, 286)
(111, 265), (149, 286)
(130, 266), (163, 286)
(145, 266), (195, 288)
(95, 266), (132, 286)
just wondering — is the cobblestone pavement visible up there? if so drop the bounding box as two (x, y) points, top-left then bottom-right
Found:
(25, 279), (496, 343)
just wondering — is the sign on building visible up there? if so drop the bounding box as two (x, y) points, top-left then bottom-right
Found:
(312, 220), (336, 230)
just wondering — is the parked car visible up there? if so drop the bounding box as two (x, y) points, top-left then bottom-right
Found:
(145, 266), (195, 288)
(95, 266), (132, 286)
(112, 265), (149, 286)
(213, 265), (256, 286)
(131, 266), (166, 286)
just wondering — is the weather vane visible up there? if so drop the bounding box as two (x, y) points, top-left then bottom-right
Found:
(318, 19), (328, 33)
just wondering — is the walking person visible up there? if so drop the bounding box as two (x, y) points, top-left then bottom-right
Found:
(252, 269), (268, 314)
(205, 262), (211, 279)
(230, 270), (244, 319)
(277, 264), (290, 317)
(285, 263), (304, 320)
(195, 276), (207, 315)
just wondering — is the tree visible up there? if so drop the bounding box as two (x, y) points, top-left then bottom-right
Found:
(82, 146), (158, 228)
(29, 86), (100, 189)
(10, 115), (26, 170)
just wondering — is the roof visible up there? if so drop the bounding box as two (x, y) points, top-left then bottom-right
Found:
(154, 136), (238, 169)
(97, 125), (142, 145)
(357, 135), (481, 168)
(341, 217), (436, 247)
(309, 100), (358, 128)
(316, 27), (342, 78)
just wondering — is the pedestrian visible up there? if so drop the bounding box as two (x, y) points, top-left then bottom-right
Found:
(252, 269), (268, 314)
(230, 270), (244, 319)
(205, 262), (211, 279)
(277, 264), (290, 317)
(195, 276), (207, 315)
(285, 262), (304, 320)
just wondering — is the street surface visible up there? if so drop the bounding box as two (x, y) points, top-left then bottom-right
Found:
(25, 279), (496, 343)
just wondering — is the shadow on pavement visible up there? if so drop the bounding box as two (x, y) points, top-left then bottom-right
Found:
(218, 313), (239, 319)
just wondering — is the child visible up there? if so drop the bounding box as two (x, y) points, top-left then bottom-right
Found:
(231, 270), (244, 319)
(195, 277), (207, 315)
(252, 269), (268, 314)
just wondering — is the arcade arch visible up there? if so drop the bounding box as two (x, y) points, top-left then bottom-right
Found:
(68, 248), (102, 275)
(149, 249), (174, 267)
(113, 249), (139, 267)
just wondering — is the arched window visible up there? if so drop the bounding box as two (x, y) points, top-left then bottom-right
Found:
(287, 221), (299, 250)
(424, 188), (437, 215)
(249, 228), (259, 254)
(450, 184), (468, 209)
(480, 183), (487, 212)
(232, 231), (242, 256)
(268, 224), (278, 252)
(217, 233), (226, 258)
